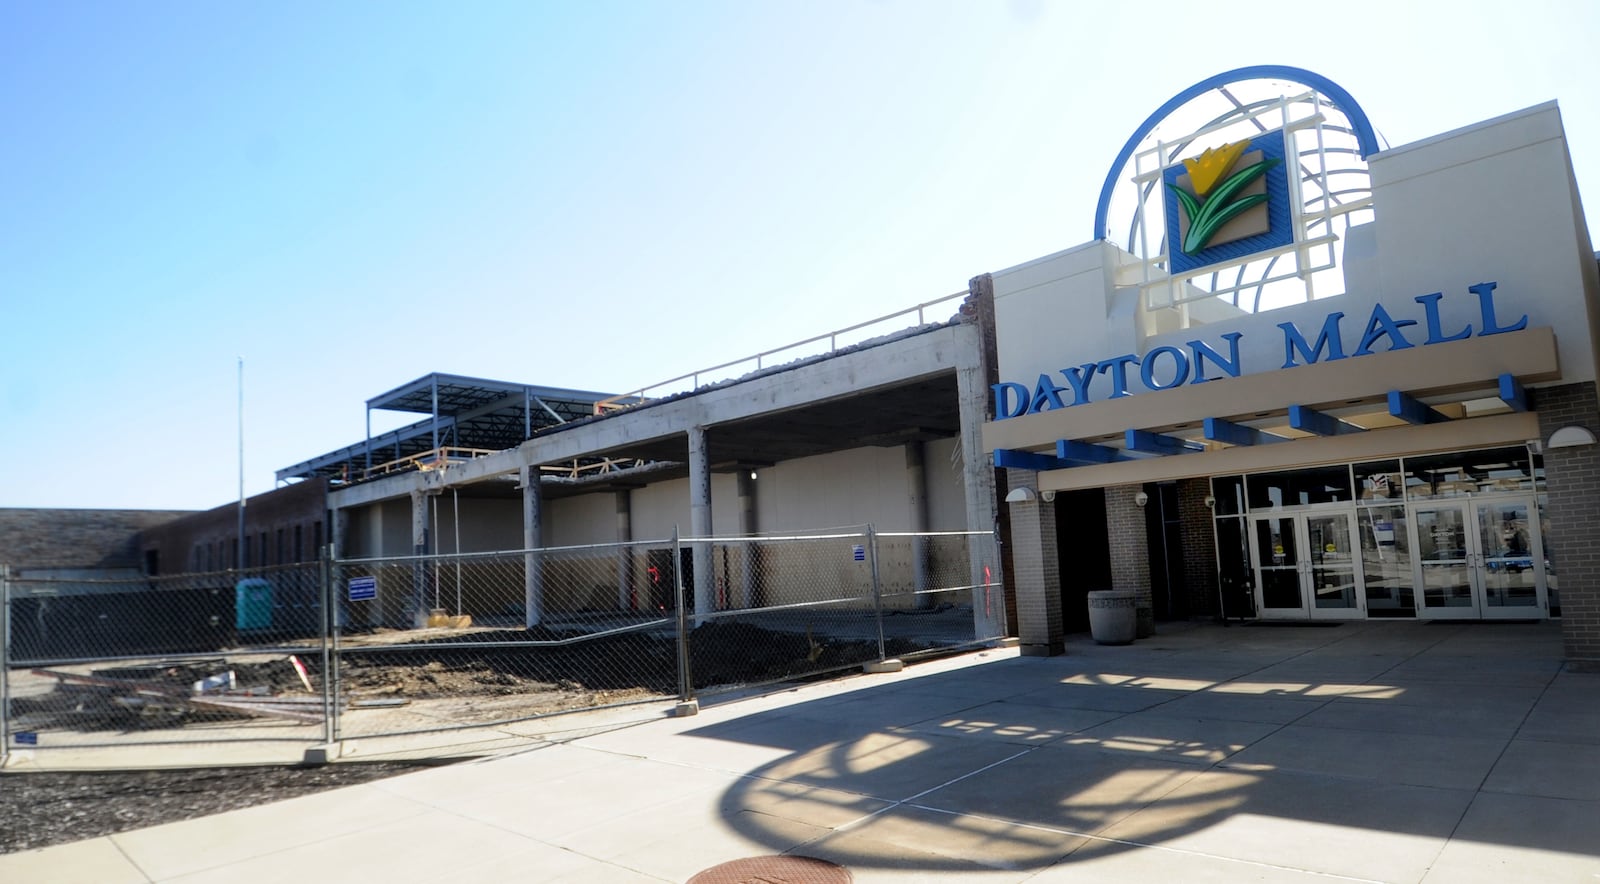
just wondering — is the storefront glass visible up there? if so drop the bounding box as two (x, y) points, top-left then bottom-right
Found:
(1215, 444), (1549, 621)
(1246, 464), (1353, 510)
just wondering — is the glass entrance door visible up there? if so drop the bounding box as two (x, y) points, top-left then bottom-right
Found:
(1413, 497), (1546, 619)
(1476, 497), (1544, 617)
(1415, 505), (1475, 617)
(1249, 510), (1363, 620)
(1304, 512), (1361, 619)
(1252, 516), (1303, 617)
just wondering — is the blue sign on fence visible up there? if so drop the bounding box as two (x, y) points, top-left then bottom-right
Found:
(853, 545), (866, 562)
(15, 732), (38, 746)
(348, 576), (377, 602)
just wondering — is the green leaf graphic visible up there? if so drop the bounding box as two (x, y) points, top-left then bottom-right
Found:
(1168, 156), (1281, 255)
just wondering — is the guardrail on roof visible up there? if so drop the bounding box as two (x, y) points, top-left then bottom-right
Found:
(592, 290), (969, 414)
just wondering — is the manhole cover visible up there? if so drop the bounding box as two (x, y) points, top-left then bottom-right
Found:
(686, 855), (852, 883)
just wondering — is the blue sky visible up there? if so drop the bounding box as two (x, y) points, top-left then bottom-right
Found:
(4, 0), (1599, 511)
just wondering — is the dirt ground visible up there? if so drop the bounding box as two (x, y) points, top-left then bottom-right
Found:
(3, 621), (935, 855)
(0, 762), (437, 854)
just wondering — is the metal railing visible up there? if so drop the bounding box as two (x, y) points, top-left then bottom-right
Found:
(2, 527), (1005, 768)
(593, 291), (969, 413)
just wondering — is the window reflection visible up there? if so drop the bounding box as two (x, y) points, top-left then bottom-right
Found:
(1404, 446), (1533, 500)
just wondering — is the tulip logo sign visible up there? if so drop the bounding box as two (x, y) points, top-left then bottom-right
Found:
(1163, 130), (1293, 273)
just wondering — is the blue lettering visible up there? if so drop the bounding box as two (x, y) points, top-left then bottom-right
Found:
(1415, 292), (1473, 344)
(1028, 374), (1069, 413)
(1279, 312), (1347, 368)
(1472, 281), (1527, 335)
(1353, 303), (1418, 356)
(1060, 363), (1100, 405)
(1140, 346), (1191, 391)
(1098, 354), (1140, 399)
(1188, 332), (1243, 383)
(992, 382), (1029, 419)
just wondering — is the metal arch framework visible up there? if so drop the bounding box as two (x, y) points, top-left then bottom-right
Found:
(1092, 65), (1381, 242)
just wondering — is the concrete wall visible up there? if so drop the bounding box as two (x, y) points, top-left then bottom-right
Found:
(423, 497), (524, 553)
(342, 497), (412, 559)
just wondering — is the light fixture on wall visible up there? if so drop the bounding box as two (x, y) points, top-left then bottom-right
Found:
(1548, 426), (1598, 449)
(1134, 491), (1150, 507)
(1004, 487), (1037, 504)
(1204, 495), (1216, 510)
(1040, 490), (1056, 503)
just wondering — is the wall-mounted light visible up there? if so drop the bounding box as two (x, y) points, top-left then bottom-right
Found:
(749, 470), (758, 480)
(1204, 495), (1216, 510)
(1134, 491), (1150, 508)
(1040, 490), (1056, 503)
(1548, 426), (1598, 449)
(1004, 487), (1037, 504)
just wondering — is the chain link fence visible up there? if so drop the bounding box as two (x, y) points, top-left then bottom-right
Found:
(0, 562), (336, 761)
(3, 528), (1005, 767)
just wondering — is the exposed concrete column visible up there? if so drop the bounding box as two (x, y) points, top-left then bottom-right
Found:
(905, 442), (932, 609)
(737, 470), (758, 609)
(409, 489), (429, 629)
(687, 425), (713, 623)
(330, 507), (348, 560)
(1005, 469), (1062, 656)
(521, 465), (544, 628)
(615, 490), (633, 612)
(1107, 484), (1154, 638)
(328, 506), (350, 629)
(955, 317), (1006, 639)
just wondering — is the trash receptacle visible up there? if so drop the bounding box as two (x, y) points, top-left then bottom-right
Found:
(1087, 590), (1137, 645)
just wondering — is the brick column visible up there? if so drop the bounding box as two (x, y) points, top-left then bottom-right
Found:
(1107, 484), (1154, 637)
(1177, 478), (1219, 618)
(1533, 382), (1600, 667)
(1005, 469), (1062, 656)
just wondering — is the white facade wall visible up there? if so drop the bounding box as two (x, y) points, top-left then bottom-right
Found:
(992, 104), (1599, 401)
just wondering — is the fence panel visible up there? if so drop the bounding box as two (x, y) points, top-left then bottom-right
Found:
(2, 564), (330, 759)
(684, 530), (886, 695)
(3, 527), (1009, 766)
(329, 541), (685, 741)
(874, 529), (1007, 659)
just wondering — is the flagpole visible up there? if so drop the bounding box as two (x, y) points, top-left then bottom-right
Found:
(238, 356), (246, 570)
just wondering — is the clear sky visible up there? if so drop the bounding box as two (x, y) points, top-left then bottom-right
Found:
(4, 0), (1599, 511)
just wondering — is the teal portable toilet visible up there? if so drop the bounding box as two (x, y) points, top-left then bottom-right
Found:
(235, 578), (274, 631)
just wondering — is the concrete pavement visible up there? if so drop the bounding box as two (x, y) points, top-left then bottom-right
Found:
(4, 620), (1597, 882)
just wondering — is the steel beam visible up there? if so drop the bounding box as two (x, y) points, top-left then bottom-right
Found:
(1203, 417), (1288, 446)
(1388, 390), (1449, 425)
(1125, 428), (1199, 455)
(1289, 404), (1364, 436)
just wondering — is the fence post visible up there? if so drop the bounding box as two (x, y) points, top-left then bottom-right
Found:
(320, 546), (336, 746)
(1, 564), (10, 769)
(868, 525), (886, 663)
(673, 527), (693, 704)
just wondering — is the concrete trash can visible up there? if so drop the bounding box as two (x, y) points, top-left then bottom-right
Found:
(1087, 590), (1138, 645)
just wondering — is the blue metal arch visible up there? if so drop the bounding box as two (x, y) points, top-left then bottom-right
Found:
(1092, 66), (1380, 242)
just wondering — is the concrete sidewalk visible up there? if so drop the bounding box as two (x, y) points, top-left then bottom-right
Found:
(4, 620), (1597, 883)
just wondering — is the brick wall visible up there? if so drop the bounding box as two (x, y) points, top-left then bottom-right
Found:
(141, 479), (329, 574)
(0, 509), (188, 572)
(1177, 477), (1219, 617)
(1532, 382), (1600, 665)
(1106, 484), (1153, 635)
